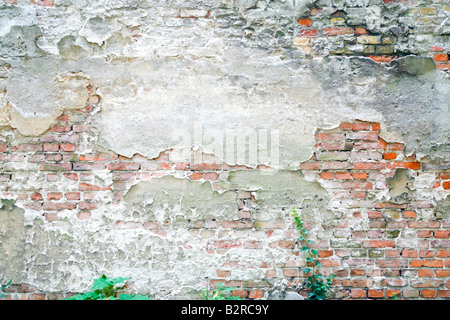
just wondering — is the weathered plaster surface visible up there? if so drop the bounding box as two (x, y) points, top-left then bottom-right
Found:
(0, 0), (449, 299)
(0, 1), (448, 164)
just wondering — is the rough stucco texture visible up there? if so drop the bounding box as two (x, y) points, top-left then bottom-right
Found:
(0, 0), (449, 300)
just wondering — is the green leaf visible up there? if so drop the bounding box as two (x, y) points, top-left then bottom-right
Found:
(301, 246), (309, 252)
(302, 268), (311, 273)
(311, 249), (319, 255)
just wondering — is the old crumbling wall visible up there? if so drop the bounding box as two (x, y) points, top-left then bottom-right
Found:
(0, 0), (448, 300)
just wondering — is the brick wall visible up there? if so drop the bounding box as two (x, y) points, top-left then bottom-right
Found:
(294, 0), (449, 70)
(0, 93), (448, 299)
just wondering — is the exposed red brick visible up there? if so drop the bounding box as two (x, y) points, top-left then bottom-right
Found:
(301, 29), (318, 37)
(323, 27), (353, 36)
(354, 27), (369, 35)
(107, 163), (140, 171)
(433, 53), (448, 62)
(298, 18), (313, 26)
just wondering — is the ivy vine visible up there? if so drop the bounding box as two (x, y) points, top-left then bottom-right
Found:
(291, 207), (334, 300)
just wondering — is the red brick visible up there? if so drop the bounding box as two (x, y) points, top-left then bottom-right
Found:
(269, 241), (295, 249)
(320, 172), (334, 179)
(351, 289), (366, 298)
(202, 172), (218, 180)
(65, 192), (80, 200)
(368, 289), (384, 298)
(43, 143), (59, 152)
(73, 163), (106, 171)
(383, 152), (397, 160)
(211, 240), (242, 249)
(232, 290), (248, 298)
(335, 172), (352, 180)
(78, 183), (110, 191)
(354, 141), (387, 150)
(301, 29), (318, 37)
(55, 114), (68, 122)
(321, 161), (352, 170)
(63, 173), (78, 181)
(352, 172), (367, 180)
(419, 250), (435, 258)
(350, 191), (366, 199)
(323, 27), (353, 35)
(319, 141), (346, 151)
(368, 211), (383, 219)
(435, 230), (450, 238)
(436, 63), (450, 70)
(354, 27), (369, 35)
(300, 162), (320, 170)
(249, 290), (264, 299)
(340, 181), (372, 190)
(418, 269), (434, 277)
(443, 181), (450, 190)
(363, 240), (395, 248)
(401, 250), (418, 258)
(107, 163), (140, 171)
(437, 172), (450, 180)
(436, 270), (450, 278)
(33, 0), (54, 7)
(189, 163), (222, 171)
(438, 290), (450, 298)
(370, 55), (384, 64)
(374, 202), (407, 209)
(388, 143), (404, 151)
(430, 46), (443, 52)
(72, 124), (90, 132)
(315, 133), (345, 141)
(47, 192), (63, 200)
(78, 202), (98, 210)
(30, 192), (43, 201)
(341, 279), (373, 288)
(222, 220), (253, 229)
(420, 289), (436, 298)
(49, 125), (71, 132)
(283, 269), (298, 277)
(39, 163), (72, 171)
(385, 289), (401, 299)
(298, 18), (313, 26)
(79, 154), (100, 161)
(189, 172), (202, 180)
(353, 162), (386, 170)
(60, 143), (76, 152)
(433, 53), (448, 62)
(437, 250), (450, 258)
(409, 260), (443, 268)
(28, 293), (46, 300)
(417, 230), (433, 238)
(347, 131), (378, 141)
(402, 211), (417, 219)
(243, 241), (263, 249)
(387, 162), (420, 170)
(43, 202), (77, 211)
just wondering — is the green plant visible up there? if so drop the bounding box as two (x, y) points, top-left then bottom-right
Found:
(64, 274), (151, 300)
(0, 279), (12, 298)
(201, 282), (243, 300)
(292, 207), (334, 300)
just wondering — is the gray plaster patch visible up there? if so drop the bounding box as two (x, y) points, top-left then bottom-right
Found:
(0, 199), (25, 284)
